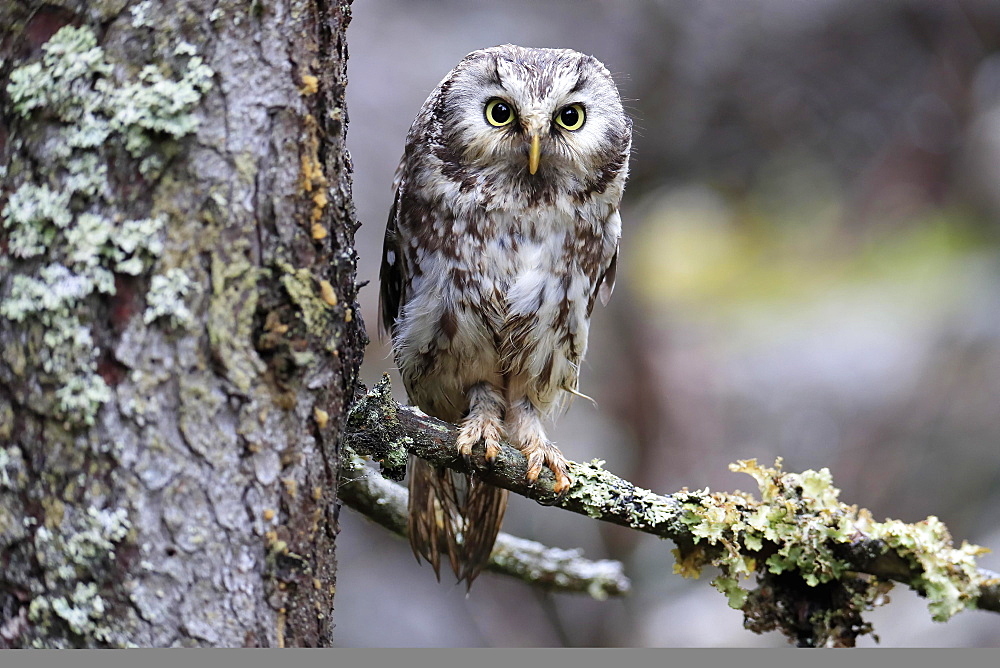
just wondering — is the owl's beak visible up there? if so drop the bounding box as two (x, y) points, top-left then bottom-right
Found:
(528, 134), (541, 175)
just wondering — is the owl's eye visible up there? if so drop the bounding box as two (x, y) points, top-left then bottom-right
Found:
(555, 104), (586, 131)
(485, 99), (515, 127)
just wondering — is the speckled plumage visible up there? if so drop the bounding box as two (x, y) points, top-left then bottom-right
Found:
(380, 45), (631, 585)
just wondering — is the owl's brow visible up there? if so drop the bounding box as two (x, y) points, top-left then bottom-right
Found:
(482, 57), (503, 88)
(569, 76), (589, 96)
(568, 57), (594, 95)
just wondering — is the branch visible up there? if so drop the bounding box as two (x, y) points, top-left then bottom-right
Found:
(338, 445), (630, 598)
(344, 375), (1000, 647)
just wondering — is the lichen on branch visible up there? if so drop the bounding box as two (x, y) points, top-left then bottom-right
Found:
(343, 375), (1000, 647)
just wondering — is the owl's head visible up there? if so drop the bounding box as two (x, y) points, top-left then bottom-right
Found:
(419, 45), (632, 201)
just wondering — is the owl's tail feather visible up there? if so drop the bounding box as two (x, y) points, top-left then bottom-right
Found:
(458, 475), (509, 585)
(407, 455), (508, 587)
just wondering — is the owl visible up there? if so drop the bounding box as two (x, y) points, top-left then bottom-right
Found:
(379, 45), (631, 585)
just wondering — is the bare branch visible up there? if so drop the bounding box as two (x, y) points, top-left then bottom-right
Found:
(343, 375), (1000, 647)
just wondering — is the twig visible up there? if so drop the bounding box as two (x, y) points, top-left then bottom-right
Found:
(343, 375), (1000, 646)
(338, 445), (630, 598)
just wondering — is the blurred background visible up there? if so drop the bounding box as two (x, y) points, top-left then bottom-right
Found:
(336, 0), (1000, 647)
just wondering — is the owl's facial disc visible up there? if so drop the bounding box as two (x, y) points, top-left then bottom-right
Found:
(451, 48), (628, 184)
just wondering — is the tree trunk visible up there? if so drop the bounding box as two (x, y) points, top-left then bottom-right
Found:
(0, 0), (362, 647)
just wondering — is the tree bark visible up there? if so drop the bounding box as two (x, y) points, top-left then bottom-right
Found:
(0, 0), (362, 648)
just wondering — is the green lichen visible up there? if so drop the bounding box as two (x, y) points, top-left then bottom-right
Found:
(344, 377), (409, 480)
(29, 581), (112, 645)
(0, 444), (27, 492)
(674, 460), (858, 592)
(144, 267), (196, 328)
(627, 484), (682, 529)
(864, 515), (987, 621)
(7, 26), (213, 177)
(278, 263), (326, 332)
(0, 499), (29, 568)
(0, 400), (13, 441)
(566, 459), (615, 519)
(4, 184), (73, 257)
(129, 0), (155, 28)
(564, 458), (683, 528)
(384, 435), (412, 472)
(51, 583), (107, 638)
(275, 260), (344, 355)
(671, 458), (990, 645)
(1, 25), (212, 427)
(713, 575), (750, 609)
(207, 254), (264, 392)
(27, 505), (131, 646)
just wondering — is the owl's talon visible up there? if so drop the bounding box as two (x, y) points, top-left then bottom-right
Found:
(523, 451), (548, 490)
(551, 471), (572, 495)
(456, 386), (506, 470)
(484, 438), (501, 465)
(513, 431), (571, 495)
(456, 438), (472, 466)
(536, 481), (571, 506)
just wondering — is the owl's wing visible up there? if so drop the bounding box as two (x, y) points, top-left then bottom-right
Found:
(594, 209), (621, 310)
(379, 171), (492, 584)
(596, 243), (618, 307)
(378, 186), (404, 341)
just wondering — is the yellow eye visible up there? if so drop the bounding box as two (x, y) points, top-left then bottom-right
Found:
(485, 98), (515, 127)
(555, 104), (586, 131)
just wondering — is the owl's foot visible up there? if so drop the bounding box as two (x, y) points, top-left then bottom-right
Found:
(506, 398), (572, 494)
(456, 414), (504, 466)
(457, 383), (506, 466)
(520, 437), (572, 494)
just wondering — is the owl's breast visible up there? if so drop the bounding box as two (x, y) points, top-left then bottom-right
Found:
(394, 200), (608, 415)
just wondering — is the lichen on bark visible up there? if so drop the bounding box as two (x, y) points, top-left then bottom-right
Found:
(1, 24), (211, 427)
(2, 0), (361, 648)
